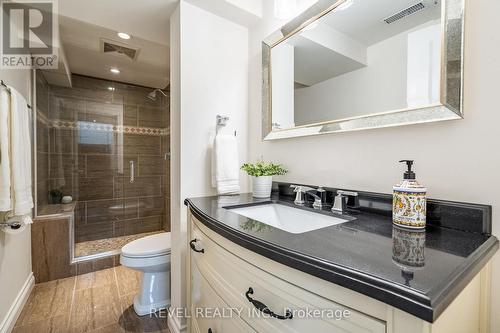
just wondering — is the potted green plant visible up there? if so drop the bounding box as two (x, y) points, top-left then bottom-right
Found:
(49, 188), (63, 204)
(241, 161), (287, 198)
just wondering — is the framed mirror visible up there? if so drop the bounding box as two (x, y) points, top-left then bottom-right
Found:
(262, 0), (465, 140)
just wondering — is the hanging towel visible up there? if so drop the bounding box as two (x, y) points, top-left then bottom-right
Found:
(211, 133), (240, 195)
(0, 88), (11, 211)
(9, 87), (33, 217)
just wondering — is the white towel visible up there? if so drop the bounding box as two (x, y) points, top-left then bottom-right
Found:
(0, 88), (11, 211)
(211, 133), (240, 195)
(9, 87), (33, 217)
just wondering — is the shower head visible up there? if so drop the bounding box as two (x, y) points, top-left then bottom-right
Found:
(147, 89), (168, 101)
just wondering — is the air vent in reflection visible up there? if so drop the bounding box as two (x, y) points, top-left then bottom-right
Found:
(100, 38), (140, 61)
(383, 3), (425, 24)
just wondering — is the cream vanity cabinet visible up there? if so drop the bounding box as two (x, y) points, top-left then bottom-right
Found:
(186, 211), (491, 333)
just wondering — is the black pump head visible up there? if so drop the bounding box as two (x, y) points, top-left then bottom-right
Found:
(399, 160), (416, 180)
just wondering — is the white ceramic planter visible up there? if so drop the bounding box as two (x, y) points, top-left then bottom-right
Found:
(252, 176), (273, 198)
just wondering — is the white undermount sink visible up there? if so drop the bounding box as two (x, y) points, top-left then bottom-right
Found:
(228, 203), (348, 234)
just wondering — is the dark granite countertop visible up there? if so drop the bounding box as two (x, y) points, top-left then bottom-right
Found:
(185, 191), (498, 323)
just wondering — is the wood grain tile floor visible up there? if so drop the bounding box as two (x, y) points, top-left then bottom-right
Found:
(13, 266), (170, 333)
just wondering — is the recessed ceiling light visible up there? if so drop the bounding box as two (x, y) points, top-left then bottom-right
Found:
(110, 68), (120, 74)
(117, 32), (131, 40)
(108, 86), (115, 91)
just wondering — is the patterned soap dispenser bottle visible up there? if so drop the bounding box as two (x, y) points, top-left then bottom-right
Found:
(392, 160), (427, 229)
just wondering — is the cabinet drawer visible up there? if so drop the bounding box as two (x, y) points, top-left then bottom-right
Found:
(191, 262), (256, 333)
(190, 218), (386, 333)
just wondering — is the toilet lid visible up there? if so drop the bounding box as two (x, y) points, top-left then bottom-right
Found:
(121, 232), (171, 258)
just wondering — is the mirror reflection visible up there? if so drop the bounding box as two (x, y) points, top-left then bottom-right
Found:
(271, 0), (443, 130)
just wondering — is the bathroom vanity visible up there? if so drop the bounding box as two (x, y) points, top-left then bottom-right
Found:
(185, 186), (498, 333)
(183, 3), (494, 329)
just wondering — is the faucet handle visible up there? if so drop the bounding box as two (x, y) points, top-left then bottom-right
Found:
(332, 190), (359, 213)
(290, 185), (316, 205)
(337, 190), (358, 197)
(290, 185), (314, 193)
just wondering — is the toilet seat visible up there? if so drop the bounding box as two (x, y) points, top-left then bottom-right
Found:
(120, 251), (171, 269)
(121, 232), (171, 258)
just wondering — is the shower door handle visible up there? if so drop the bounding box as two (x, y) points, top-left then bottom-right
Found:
(129, 160), (135, 183)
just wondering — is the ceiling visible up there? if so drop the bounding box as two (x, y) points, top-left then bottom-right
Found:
(57, 0), (177, 88)
(282, 0), (441, 86)
(59, 0), (177, 46)
(322, 0), (441, 46)
(288, 35), (365, 86)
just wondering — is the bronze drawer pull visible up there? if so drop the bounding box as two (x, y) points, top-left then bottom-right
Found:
(245, 287), (293, 320)
(190, 238), (205, 253)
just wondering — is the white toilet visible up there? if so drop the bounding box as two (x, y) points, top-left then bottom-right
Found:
(120, 232), (171, 316)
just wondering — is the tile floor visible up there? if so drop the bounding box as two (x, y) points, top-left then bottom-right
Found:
(13, 266), (170, 333)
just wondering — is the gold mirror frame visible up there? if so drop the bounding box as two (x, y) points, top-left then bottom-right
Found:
(262, 0), (465, 140)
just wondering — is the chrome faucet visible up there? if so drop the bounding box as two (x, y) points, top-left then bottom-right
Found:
(290, 185), (312, 205)
(290, 185), (326, 209)
(332, 190), (359, 213)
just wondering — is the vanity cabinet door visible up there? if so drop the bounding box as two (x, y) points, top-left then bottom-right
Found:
(221, 314), (257, 333)
(191, 263), (223, 333)
(190, 217), (386, 333)
(191, 255), (256, 333)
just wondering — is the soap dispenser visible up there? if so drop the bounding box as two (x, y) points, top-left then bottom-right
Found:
(393, 160), (427, 229)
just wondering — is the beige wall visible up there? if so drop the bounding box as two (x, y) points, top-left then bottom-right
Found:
(248, 0), (500, 330)
(0, 68), (33, 331)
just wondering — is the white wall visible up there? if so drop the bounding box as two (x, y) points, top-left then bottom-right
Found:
(271, 43), (295, 129)
(248, 0), (500, 330)
(170, 1), (249, 330)
(406, 23), (441, 108)
(0, 68), (32, 330)
(169, 4), (183, 332)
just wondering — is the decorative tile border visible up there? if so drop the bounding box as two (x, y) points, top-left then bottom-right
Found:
(44, 118), (169, 136)
(36, 110), (50, 126)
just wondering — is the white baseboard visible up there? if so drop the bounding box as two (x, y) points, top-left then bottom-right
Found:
(0, 272), (34, 333)
(168, 309), (187, 333)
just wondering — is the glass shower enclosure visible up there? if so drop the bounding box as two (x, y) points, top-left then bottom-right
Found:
(34, 71), (170, 261)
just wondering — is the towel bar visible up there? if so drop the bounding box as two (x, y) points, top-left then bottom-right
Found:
(0, 79), (32, 109)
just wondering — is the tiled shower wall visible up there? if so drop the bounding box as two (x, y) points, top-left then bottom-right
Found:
(36, 73), (170, 244)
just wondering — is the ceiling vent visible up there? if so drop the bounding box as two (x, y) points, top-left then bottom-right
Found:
(100, 38), (140, 61)
(383, 2), (426, 24)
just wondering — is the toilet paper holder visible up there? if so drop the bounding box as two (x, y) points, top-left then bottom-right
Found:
(0, 211), (20, 229)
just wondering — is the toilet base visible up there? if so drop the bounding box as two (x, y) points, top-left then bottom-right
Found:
(133, 295), (171, 316)
(132, 270), (171, 316)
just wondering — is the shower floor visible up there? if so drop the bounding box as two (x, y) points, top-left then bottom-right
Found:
(75, 231), (163, 258)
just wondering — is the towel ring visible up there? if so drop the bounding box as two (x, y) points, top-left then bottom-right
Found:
(216, 114), (236, 136)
